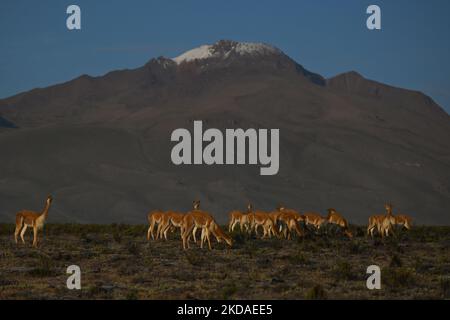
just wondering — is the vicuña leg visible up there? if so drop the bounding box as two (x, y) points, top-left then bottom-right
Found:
(14, 223), (23, 244)
(161, 223), (171, 240)
(254, 224), (260, 237)
(228, 219), (234, 232)
(32, 226), (38, 247)
(192, 226), (198, 243)
(156, 222), (167, 240)
(147, 225), (153, 241)
(206, 228), (212, 250)
(182, 223), (194, 250)
(150, 220), (156, 240)
(155, 223), (161, 240)
(202, 226), (212, 250)
(200, 228), (206, 249)
(20, 225), (28, 244)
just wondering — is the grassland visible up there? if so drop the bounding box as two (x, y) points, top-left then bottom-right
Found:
(0, 223), (449, 300)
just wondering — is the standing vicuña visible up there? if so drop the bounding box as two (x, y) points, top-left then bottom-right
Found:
(380, 203), (396, 238)
(147, 210), (165, 240)
(249, 209), (278, 238)
(14, 195), (53, 247)
(159, 211), (185, 240)
(228, 203), (253, 233)
(276, 206), (304, 240)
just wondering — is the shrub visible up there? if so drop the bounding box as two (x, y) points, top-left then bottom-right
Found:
(222, 282), (238, 299)
(332, 261), (354, 281)
(231, 232), (246, 246)
(0, 224), (14, 236)
(353, 226), (365, 238)
(125, 241), (140, 256)
(85, 284), (112, 298)
(305, 285), (327, 300)
(389, 254), (403, 268)
(112, 228), (122, 243)
(29, 255), (56, 277)
(121, 224), (146, 237)
(184, 251), (204, 266)
(383, 267), (415, 288)
(348, 240), (364, 254)
(288, 252), (309, 265)
(440, 277), (450, 299)
(126, 289), (139, 300)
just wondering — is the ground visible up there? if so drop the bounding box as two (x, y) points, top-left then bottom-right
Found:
(0, 224), (449, 299)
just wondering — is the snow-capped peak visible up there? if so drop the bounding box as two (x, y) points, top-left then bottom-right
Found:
(172, 40), (282, 65)
(173, 45), (214, 64)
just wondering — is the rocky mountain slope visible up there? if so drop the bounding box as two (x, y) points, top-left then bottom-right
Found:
(0, 40), (449, 224)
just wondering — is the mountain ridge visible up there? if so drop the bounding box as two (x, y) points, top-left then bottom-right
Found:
(0, 40), (449, 225)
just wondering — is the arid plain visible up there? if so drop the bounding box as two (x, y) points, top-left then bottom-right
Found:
(0, 223), (449, 299)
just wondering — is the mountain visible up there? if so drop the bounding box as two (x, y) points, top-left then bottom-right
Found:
(0, 40), (449, 224)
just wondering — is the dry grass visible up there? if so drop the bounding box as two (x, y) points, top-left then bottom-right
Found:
(0, 224), (449, 299)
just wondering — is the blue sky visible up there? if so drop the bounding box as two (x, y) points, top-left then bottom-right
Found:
(1, 0), (449, 112)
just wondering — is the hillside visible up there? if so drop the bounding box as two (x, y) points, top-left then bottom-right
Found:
(0, 40), (449, 224)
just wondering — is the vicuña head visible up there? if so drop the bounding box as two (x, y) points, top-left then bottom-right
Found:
(326, 208), (338, 220)
(193, 200), (200, 210)
(212, 222), (233, 247)
(344, 229), (353, 239)
(396, 214), (413, 230)
(384, 203), (393, 213)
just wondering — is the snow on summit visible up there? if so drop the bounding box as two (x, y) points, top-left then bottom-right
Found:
(172, 45), (214, 64)
(172, 40), (282, 64)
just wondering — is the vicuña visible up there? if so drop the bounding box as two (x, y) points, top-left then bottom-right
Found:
(14, 195), (53, 247)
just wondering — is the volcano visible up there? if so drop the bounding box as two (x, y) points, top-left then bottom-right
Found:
(0, 40), (449, 224)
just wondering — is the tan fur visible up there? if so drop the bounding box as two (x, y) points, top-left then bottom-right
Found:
(14, 195), (53, 247)
(381, 205), (414, 237)
(303, 212), (326, 231)
(381, 210), (396, 238)
(228, 204), (253, 233)
(147, 210), (165, 240)
(367, 214), (385, 237)
(249, 210), (278, 238)
(158, 211), (184, 240)
(326, 208), (353, 238)
(276, 207), (304, 239)
(368, 204), (397, 238)
(395, 214), (413, 230)
(181, 201), (232, 250)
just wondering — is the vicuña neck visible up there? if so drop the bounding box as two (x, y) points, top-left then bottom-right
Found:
(40, 200), (51, 220)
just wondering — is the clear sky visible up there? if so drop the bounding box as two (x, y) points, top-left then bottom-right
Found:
(1, 0), (449, 112)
